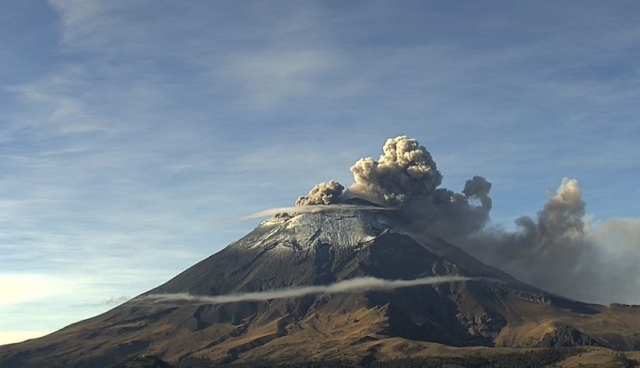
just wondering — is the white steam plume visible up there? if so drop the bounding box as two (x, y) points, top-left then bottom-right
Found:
(132, 275), (471, 306)
(237, 204), (396, 222)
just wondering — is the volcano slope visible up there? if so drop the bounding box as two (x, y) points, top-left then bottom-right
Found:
(1, 206), (640, 368)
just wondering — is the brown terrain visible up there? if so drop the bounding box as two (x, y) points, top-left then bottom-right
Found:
(1, 206), (639, 367)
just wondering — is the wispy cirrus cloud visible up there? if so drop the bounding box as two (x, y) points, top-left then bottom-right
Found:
(224, 49), (341, 107)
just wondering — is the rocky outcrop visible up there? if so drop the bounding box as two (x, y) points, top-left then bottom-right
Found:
(540, 325), (597, 348)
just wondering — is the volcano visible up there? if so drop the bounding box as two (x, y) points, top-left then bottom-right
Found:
(2, 203), (640, 368)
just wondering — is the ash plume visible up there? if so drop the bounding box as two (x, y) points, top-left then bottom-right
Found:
(295, 180), (344, 206)
(463, 175), (493, 210)
(270, 135), (640, 304)
(348, 136), (492, 238)
(454, 178), (640, 304)
(132, 275), (471, 306)
(293, 136), (490, 238)
(349, 136), (443, 206)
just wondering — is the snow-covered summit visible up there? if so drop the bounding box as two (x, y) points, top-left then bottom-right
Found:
(243, 205), (399, 253)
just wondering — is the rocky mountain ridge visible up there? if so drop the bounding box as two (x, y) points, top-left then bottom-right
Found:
(1, 207), (640, 368)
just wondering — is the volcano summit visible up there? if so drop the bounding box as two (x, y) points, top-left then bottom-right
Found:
(1, 136), (639, 368)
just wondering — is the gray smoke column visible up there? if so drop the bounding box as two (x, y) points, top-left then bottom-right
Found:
(455, 178), (640, 304)
(537, 178), (585, 241)
(295, 180), (345, 206)
(349, 136), (443, 206)
(290, 135), (491, 239)
(348, 136), (492, 238)
(131, 275), (472, 306)
(282, 135), (640, 304)
(499, 178), (585, 251)
(416, 175), (493, 237)
(463, 176), (493, 210)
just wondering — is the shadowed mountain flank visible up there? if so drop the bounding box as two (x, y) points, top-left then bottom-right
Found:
(1, 209), (639, 368)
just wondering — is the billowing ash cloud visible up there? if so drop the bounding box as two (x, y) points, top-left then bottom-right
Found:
(131, 275), (471, 306)
(295, 180), (344, 206)
(463, 176), (492, 210)
(453, 178), (640, 304)
(280, 135), (640, 304)
(349, 136), (443, 206)
(419, 177), (493, 238)
(294, 136), (490, 238)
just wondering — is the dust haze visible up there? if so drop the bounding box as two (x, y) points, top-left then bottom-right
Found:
(284, 135), (640, 305)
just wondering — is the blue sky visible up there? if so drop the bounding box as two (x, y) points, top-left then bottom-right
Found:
(1, 1), (639, 344)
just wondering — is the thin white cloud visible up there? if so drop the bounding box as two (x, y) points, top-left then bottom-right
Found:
(134, 275), (472, 306)
(225, 49), (340, 107)
(237, 204), (396, 222)
(4, 67), (111, 136)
